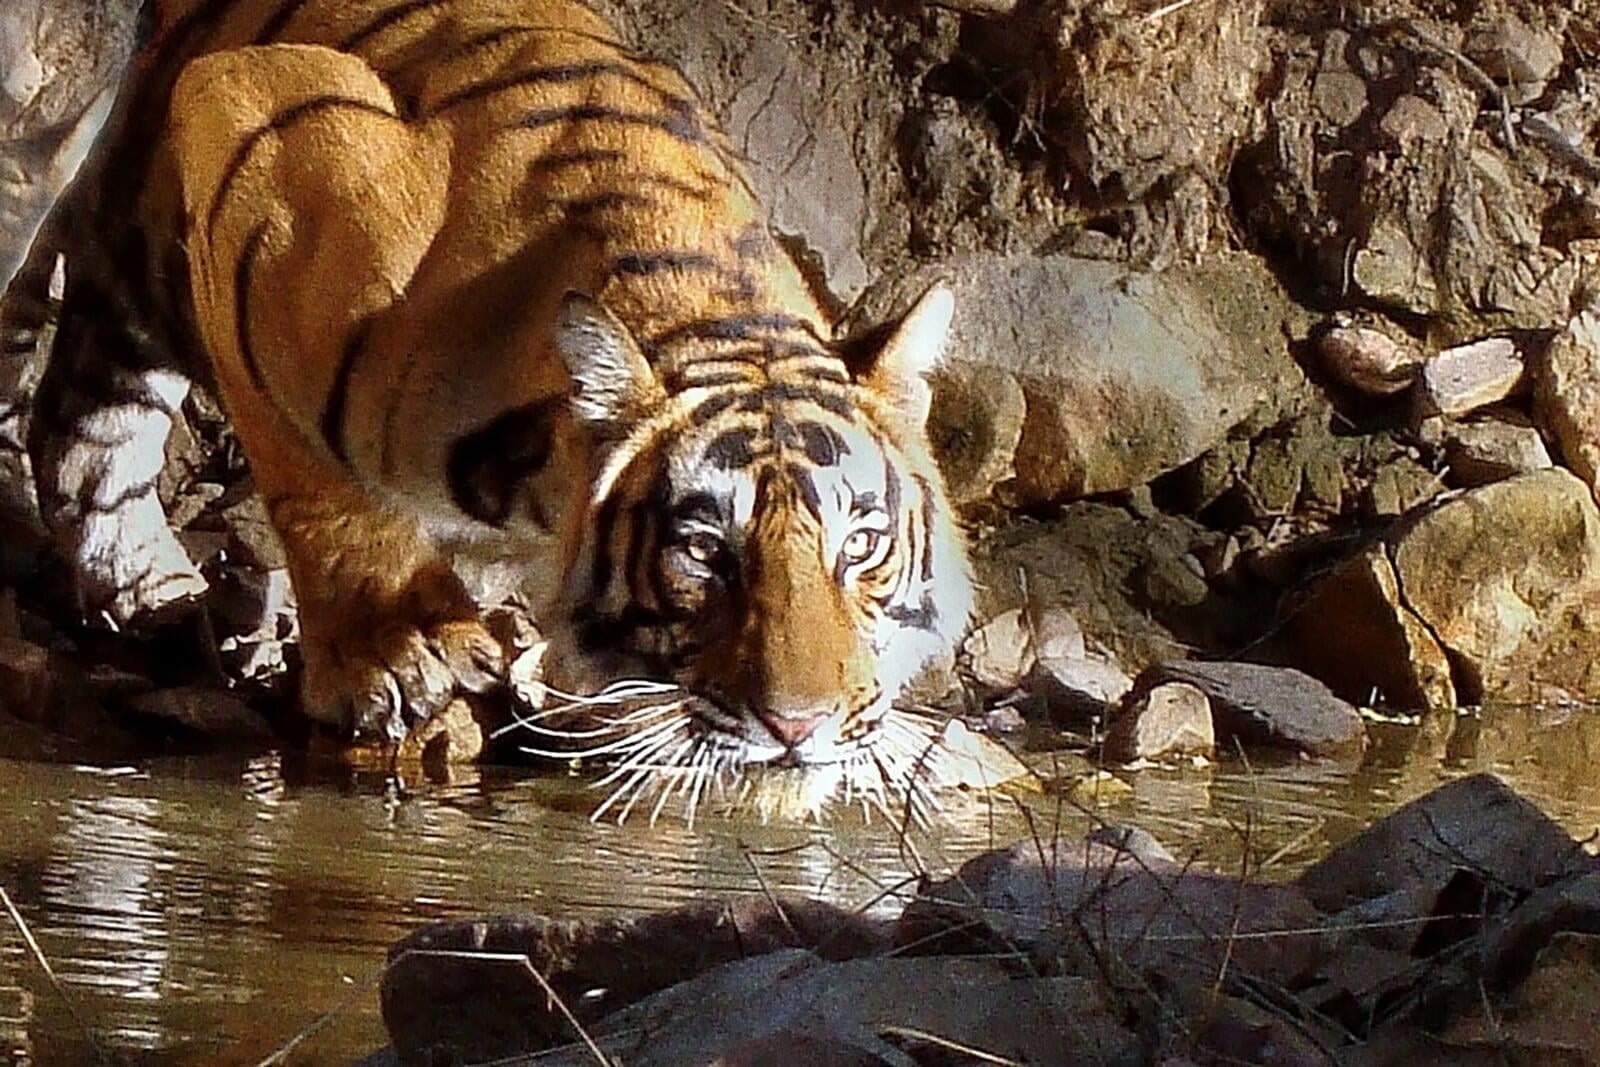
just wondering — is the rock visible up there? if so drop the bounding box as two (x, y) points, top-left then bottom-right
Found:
(962, 605), (1084, 692)
(1443, 931), (1600, 1055)
(1466, 17), (1563, 87)
(961, 608), (1034, 691)
(381, 897), (890, 1064)
(924, 364), (1025, 505)
(1319, 324), (1424, 395)
(126, 685), (276, 742)
(898, 836), (1324, 993)
(1284, 545), (1457, 711)
(1533, 309), (1600, 501)
(1417, 337), (1526, 418)
(1085, 823), (1176, 865)
(1442, 413), (1552, 486)
(1298, 773), (1590, 915)
(1378, 93), (1450, 146)
(0, 632), (133, 745)
(1032, 650), (1134, 720)
(879, 252), (1302, 505)
(1389, 468), (1600, 704)
(1135, 660), (1366, 757)
(1364, 455), (1444, 518)
(1103, 681), (1214, 763)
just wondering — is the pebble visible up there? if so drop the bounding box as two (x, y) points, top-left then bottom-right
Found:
(1103, 681), (1215, 763)
(1319, 324), (1423, 396)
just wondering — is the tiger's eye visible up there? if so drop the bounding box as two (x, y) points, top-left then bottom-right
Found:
(681, 532), (722, 566)
(841, 529), (883, 565)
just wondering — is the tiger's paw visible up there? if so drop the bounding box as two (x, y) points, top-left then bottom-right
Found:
(301, 617), (506, 743)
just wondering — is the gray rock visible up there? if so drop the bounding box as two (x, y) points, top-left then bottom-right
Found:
(1033, 650), (1134, 720)
(1442, 414), (1552, 487)
(1135, 660), (1366, 757)
(875, 253), (1303, 505)
(1103, 681), (1214, 763)
(1298, 773), (1591, 914)
(1418, 337), (1526, 418)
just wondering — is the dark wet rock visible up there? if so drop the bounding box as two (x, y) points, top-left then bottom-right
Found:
(897, 835), (1325, 992)
(1417, 337), (1526, 418)
(125, 686), (275, 743)
(0, 632), (134, 745)
(861, 252), (1305, 506)
(1134, 660), (1367, 758)
(1103, 680), (1214, 763)
(1533, 308), (1600, 501)
(1320, 323), (1424, 396)
(381, 896), (890, 1065)
(1298, 773), (1591, 916)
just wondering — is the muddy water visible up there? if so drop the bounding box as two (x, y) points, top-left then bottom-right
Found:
(2, 707), (1600, 1066)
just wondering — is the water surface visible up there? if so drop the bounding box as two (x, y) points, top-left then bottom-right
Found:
(2, 704), (1598, 1065)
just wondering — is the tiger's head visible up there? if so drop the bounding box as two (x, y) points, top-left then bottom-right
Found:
(539, 285), (974, 815)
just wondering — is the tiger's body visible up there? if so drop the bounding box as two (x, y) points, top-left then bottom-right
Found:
(24, 0), (975, 814)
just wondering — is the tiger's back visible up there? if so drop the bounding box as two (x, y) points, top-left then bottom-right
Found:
(34, 0), (974, 816)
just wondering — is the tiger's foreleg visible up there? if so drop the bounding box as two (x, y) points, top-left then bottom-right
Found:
(170, 43), (504, 738)
(27, 273), (209, 624)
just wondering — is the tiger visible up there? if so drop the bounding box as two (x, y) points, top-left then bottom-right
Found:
(20, 0), (976, 816)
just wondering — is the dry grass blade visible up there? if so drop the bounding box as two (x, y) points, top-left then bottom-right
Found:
(1143, 0), (1204, 21)
(878, 1024), (1025, 1066)
(0, 883), (113, 1066)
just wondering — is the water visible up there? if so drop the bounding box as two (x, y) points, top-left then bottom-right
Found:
(2, 705), (1599, 1065)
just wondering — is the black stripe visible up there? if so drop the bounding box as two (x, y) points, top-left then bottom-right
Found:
(705, 427), (765, 470)
(529, 147), (627, 173)
(787, 420), (846, 467)
(446, 399), (563, 527)
(784, 462), (822, 519)
(649, 313), (813, 352)
(435, 60), (691, 114)
(914, 473), (936, 582)
(515, 104), (705, 146)
(609, 251), (721, 277)
(764, 381), (853, 418)
(338, 0), (451, 51)
(207, 96), (399, 241)
(689, 391), (746, 425)
(559, 192), (655, 217)
(433, 23), (633, 68)
(253, 0), (318, 43)
(884, 459), (902, 519)
(588, 492), (623, 599)
(234, 221), (272, 394)
(883, 594), (939, 632)
(86, 478), (157, 514)
(670, 370), (756, 390)
(319, 320), (371, 462)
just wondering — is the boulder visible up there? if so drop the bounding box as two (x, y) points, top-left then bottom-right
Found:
(872, 252), (1303, 505)
(1298, 773), (1590, 915)
(1134, 660), (1367, 757)
(1533, 308), (1600, 501)
(1103, 680), (1214, 762)
(1032, 649), (1135, 720)
(1292, 468), (1600, 707)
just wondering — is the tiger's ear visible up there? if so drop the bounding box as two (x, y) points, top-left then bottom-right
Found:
(554, 291), (665, 432)
(859, 283), (955, 427)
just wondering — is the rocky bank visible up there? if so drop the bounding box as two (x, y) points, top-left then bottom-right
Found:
(1, 0), (1600, 763)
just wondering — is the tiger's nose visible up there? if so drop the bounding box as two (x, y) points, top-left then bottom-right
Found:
(757, 710), (826, 747)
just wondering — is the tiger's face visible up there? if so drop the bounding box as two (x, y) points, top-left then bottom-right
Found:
(543, 286), (973, 807)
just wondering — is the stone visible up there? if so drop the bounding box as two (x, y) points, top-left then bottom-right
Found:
(126, 685), (276, 743)
(1417, 337), (1526, 418)
(961, 607), (1034, 691)
(382, 898), (890, 1065)
(1442, 414), (1552, 487)
(924, 364), (1025, 505)
(1319, 323), (1424, 395)
(1533, 309), (1600, 501)
(1466, 17), (1564, 86)
(1284, 545), (1457, 711)
(1298, 773), (1590, 914)
(1378, 94), (1450, 146)
(1103, 681), (1214, 763)
(1032, 650), (1135, 720)
(898, 837), (1324, 992)
(1388, 468), (1600, 704)
(1135, 660), (1367, 757)
(879, 253), (1302, 505)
